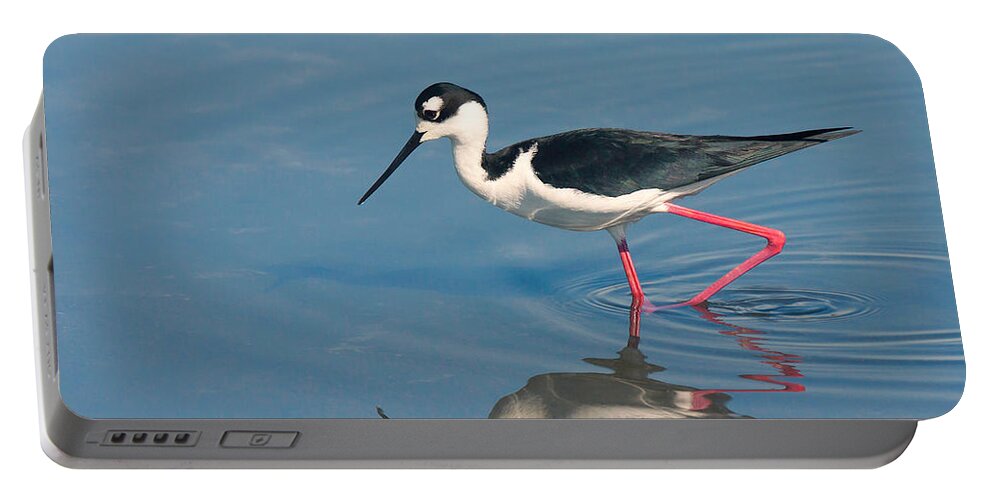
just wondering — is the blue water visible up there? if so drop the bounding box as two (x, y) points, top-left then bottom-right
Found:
(43, 34), (964, 419)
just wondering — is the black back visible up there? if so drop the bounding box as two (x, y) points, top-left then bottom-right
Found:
(483, 127), (858, 197)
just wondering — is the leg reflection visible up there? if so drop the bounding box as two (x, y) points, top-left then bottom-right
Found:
(490, 302), (805, 418)
(687, 303), (805, 411)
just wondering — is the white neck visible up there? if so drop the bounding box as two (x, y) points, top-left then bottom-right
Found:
(442, 102), (491, 196)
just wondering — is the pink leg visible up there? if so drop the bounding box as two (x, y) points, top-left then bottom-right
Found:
(616, 238), (659, 317)
(665, 203), (786, 306)
(616, 239), (645, 306)
(628, 294), (643, 339)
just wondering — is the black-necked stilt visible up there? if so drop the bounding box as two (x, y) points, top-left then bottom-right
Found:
(359, 82), (859, 309)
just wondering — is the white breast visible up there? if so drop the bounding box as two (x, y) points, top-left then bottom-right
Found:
(454, 142), (676, 232)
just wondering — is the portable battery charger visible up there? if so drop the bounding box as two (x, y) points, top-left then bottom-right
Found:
(25, 34), (964, 468)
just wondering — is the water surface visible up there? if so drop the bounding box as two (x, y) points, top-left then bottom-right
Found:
(43, 34), (964, 419)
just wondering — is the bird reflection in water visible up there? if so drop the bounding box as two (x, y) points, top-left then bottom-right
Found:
(489, 303), (805, 418)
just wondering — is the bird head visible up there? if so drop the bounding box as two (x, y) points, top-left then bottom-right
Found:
(358, 82), (487, 205)
(413, 82), (488, 143)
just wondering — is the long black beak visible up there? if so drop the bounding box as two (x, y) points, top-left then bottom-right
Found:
(358, 130), (424, 205)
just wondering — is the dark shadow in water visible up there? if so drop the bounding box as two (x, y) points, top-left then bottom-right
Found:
(488, 303), (805, 419)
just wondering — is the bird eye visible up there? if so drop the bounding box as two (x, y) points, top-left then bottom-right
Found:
(424, 109), (439, 120)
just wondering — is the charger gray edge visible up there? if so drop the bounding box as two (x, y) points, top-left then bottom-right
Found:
(24, 98), (917, 469)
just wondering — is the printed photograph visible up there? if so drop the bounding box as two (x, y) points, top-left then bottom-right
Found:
(43, 34), (964, 419)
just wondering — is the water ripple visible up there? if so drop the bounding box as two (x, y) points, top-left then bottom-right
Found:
(704, 288), (879, 323)
(549, 248), (948, 324)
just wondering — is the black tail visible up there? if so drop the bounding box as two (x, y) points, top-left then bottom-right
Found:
(742, 127), (861, 143)
(687, 126), (861, 185)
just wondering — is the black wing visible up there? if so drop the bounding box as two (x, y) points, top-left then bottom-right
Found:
(485, 127), (858, 197)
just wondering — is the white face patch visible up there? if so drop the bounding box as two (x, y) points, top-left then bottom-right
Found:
(418, 101), (488, 144)
(421, 96), (444, 112)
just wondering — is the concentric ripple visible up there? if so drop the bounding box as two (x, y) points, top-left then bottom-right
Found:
(549, 248), (947, 325)
(701, 287), (879, 323)
(554, 271), (877, 323)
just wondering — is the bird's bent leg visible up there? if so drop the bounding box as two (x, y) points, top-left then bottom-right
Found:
(664, 203), (786, 306)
